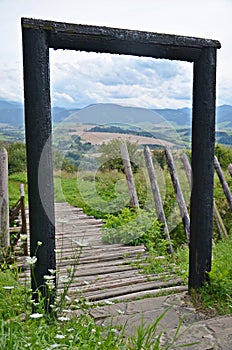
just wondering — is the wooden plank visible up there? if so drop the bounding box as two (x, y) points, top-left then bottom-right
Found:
(59, 273), (178, 292)
(77, 278), (184, 301)
(57, 249), (145, 264)
(91, 286), (188, 307)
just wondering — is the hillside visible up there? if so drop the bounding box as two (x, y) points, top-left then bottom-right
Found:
(0, 100), (232, 129)
(0, 100), (232, 146)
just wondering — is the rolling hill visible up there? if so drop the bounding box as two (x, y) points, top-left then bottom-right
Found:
(0, 100), (231, 130)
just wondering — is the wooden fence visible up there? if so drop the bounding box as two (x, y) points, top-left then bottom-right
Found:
(0, 148), (9, 248)
(9, 184), (27, 254)
(122, 143), (231, 251)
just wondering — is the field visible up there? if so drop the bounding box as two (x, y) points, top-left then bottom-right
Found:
(72, 130), (175, 147)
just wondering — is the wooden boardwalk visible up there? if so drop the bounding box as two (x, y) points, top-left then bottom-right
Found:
(19, 202), (187, 304)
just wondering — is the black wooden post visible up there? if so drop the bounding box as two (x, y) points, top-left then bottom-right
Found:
(189, 48), (217, 290)
(22, 26), (56, 309)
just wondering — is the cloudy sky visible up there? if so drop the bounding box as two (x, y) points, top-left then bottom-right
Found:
(0, 0), (231, 109)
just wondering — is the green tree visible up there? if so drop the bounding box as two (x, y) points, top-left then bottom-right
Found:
(98, 139), (143, 173)
(5, 142), (27, 174)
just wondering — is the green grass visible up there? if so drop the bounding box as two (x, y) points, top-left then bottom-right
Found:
(192, 236), (232, 315)
(0, 268), (196, 349)
(8, 172), (28, 208)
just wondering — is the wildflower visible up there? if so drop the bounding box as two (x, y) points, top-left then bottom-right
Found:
(67, 328), (74, 332)
(104, 300), (114, 305)
(2, 286), (14, 290)
(48, 269), (56, 275)
(91, 328), (96, 333)
(98, 342), (102, 345)
(44, 275), (55, 280)
(47, 345), (60, 349)
(45, 280), (55, 290)
(55, 334), (66, 339)
(30, 312), (43, 319)
(57, 316), (70, 321)
(62, 309), (71, 313)
(26, 256), (37, 265)
(29, 299), (39, 306)
(65, 295), (71, 301)
(37, 241), (43, 246)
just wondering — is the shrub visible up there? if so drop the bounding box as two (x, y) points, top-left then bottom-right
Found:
(5, 142), (26, 174)
(102, 208), (166, 254)
(214, 144), (232, 169)
(98, 139), (143, 173)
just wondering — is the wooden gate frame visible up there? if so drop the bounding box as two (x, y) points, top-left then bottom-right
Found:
(21, 18), (221, 294)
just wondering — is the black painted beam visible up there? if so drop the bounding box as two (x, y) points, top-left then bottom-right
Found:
(189, 47), (217, 289)
(22, 26), (56, 309)
(22, 18), (221, 62)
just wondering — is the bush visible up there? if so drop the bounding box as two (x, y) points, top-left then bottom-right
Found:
(98, 139), (143, 173)
(5, 142), (26, 174)
(102, 208), (166, 254)
(214, 144), (232, 169)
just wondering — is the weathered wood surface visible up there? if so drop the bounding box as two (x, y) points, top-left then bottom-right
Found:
(120, 141), (139, 208)
(0, 148), (9, 248)
(19, 202), (186, 304)
(144, 146), (173, 255)
(181, 153), (228, 239)
(214, 156), (232, 211)
(228, 164), (232, 177)
(165, 148), (190, 242)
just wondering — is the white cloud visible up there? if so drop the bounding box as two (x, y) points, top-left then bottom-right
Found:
(0, 0), (231, 107)
(53, 92), (75, 105)
(50, 51), (193, 108)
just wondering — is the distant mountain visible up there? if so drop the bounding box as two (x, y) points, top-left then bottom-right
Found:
(0, 99), (231, 130)
(216, 105), (232, 128)
(64, 103), (167, 125)
(0, 99), (24, 126)
(153, 107), (191, 127)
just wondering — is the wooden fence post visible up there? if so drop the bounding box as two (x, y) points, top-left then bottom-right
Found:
(144, 146), (174, 255)
(214, 156), (232, 211)
(20, 184), (27, 255)
(181, 153), (192, 186)
(228, 164), (232, 177)
(165, 148), (190, 242)
(0, 148), (10, 248)
(181, 153), (228, 239)
(120, 141), (139, 208)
